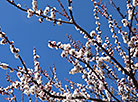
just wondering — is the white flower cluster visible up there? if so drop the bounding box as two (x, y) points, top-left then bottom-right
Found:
(96, 35), (102, 43)
(33, 48), (40, 72)
(9, 0), (64, 25)
(117, 77), (136, 101)
(0, 38), (7, 45)
(27, 0), (39, 18)
(96, 56), (111, 67)
(62, 88), (89, 102)
(32, 0), (37, 12)
(50, 8), (56, 19)
(27, 9), (34, 18)
(10, 44), (20, 59)
(15, 68), (49, 100)
(0, 31), (20, 59)
(126, 1), (134, 20)
(48, 41), (57, 48)
(93, 7), (102, 35)
(127, 36), (137, 47)
(0, 62), (9, 70)
(90, 30), (96, 37)
(133, 0), (138, 7)
(121, 19), (129, 27)
(121, 31), (129, 43)
(69, 61), (83, 74)
(68, 6), (73, 10)
(86, 69), (108, 95)
(43, 7), (49, 16)
(0, 32), (6, 45)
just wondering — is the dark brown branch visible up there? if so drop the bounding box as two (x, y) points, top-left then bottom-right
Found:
(6, 0), (73, 24)
(68, 0), (138, 90)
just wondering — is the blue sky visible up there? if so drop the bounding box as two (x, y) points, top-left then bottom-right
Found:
(0, 0), (127, 101)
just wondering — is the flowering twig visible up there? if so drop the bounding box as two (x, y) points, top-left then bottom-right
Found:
(6, 0), (72, 24)
(0, 30), (28, 74)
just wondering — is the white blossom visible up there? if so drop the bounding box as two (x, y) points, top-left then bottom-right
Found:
(32, 0), (37, 11)
(128, 9), (132, 20)
(27, 9), (33, 18)
(90, 30), (96, 37)
(121, 19), (129, 27)
(68, 6), (73, 10)
(44, 7), (49, 15)
(133, 0), (138, 7)
(17, 4), (21, 7)
(0, 63), (9, 70)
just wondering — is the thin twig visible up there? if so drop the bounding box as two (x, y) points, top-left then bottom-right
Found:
(6, 0), (73, 24)
(56, 0), (70, 20)
(110, 0), (126, 18)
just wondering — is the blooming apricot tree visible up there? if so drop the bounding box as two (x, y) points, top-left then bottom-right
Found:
(0, 0), (138, 101)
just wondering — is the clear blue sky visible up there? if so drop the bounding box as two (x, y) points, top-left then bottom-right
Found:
(0, 0), (126, 101)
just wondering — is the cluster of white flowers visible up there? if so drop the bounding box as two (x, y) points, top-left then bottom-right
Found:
(50, 8), (56, 19)
(96, 35), (102, 43)
(126, 1), (134, 20)
(117, 77), (136, 101)
(62, 88), (88, 102)
(121, 19), (129, 27)
(0, 31), (20, 59)
(68, 6), (72, 10)
(90, 30), (96, 37)
(32, 0), (37, 12)
(127, 36), (137, 47)
(14, 67), (52, 100)
(0, 32), (6, 44)
(96, 56), (110, 67)
(57, 18), (62, 25)
(0, 38), (7, 45)
(10, 45), (20, 59)
(133, 0), (138, 7)
(27, 9), (34, 18)
(27, 0), (41, 18)
(48, 41), (57, 48)
(44, 7), (49, 16)
(93, 7), (102, 35)
(69, 62), (83, 74)
(9, 0), (65, 25)
(36, 9), (43, 17)
(0, 62), (9, 70)
(33, 48), (40, 71)
(121, 31), (129, 43)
